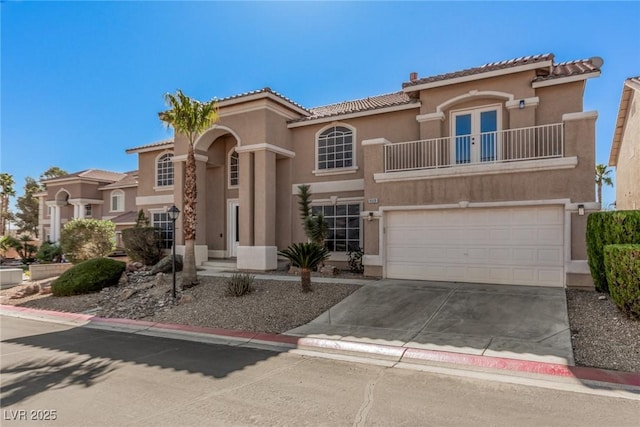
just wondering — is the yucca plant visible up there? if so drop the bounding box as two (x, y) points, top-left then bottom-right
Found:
(279, 243), (330, 292)
(226, 273), (255, 297)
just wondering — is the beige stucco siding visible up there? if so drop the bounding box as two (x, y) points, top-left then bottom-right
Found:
(615, 89), (640, 210)
(536, 82), (584, 125)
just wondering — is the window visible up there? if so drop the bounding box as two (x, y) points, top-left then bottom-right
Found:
(317, 126), (354, 170)
(157, 153), (174, 187)
(229, 149), (239, 188)
(153, 212), (173, 249)
(311, 203), (361, 252)
(111, 190), (124, 212)
(84, 205), (92, 217)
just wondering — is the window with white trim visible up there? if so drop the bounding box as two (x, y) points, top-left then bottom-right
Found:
(111, 190), (124, 212)
(152, 212), (173, 249)
(311, 203), (361, 252)
(229, 149), (239, 188)
(317, 126), (354, 170)
(156, 153), (174, 187)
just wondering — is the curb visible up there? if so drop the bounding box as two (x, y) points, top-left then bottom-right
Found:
(2, 304), (639, 388)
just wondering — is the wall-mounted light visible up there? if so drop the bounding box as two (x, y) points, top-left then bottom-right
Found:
(368, 212), (374, 221)
(578, 204), (585, 216)
(519, 99), (525, 109)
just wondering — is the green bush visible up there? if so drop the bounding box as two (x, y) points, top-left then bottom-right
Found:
(51, 257), (125, 296)
(604, 244), (640, 319)
(122, 227), (163, 266)
(36, 241), (63, 263)
(60, 219), (116, 264)
(347, 246), (364, 274)
(226, 273), (255, 297)
(586, 211), (640, 293)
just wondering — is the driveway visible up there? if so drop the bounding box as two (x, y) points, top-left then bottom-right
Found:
(287, 280), (574, 365)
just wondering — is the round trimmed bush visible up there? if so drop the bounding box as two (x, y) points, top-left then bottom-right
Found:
(51, 257), (126, 297)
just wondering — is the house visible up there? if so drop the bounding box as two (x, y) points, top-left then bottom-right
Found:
(123, 53), (601, 288)
(37, 169), (139, 248)
(609, 77), (640, 210)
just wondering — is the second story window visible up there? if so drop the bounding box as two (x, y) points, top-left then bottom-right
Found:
(157, 153), (174, 187)
(111, 190), (124, 212)
(317, 126), (354, 170)
(229, 149), (239, 188)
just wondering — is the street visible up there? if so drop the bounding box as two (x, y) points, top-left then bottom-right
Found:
(1, 315), (638, 426)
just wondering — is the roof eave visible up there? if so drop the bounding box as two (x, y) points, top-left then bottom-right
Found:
(609, 83), (635, 166)
(125, 142), (174, 154)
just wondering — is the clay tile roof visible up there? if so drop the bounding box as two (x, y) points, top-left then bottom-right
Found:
(288, 91), (414, 123)
(533, 57), (603, 83)
(402, 53), (555, 88)
(100, 171), (138, 190)
(125, 138), (174, 153)
(219, 87), (310, 114)
(43, 169), (126, 183)
(109, 211), (138, 224)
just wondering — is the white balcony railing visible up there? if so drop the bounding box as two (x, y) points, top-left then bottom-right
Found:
(384, 123), (564, 173)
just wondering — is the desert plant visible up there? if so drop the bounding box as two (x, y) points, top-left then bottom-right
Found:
(159, 89), (219, 288)
(36, 241), (63, 263)
(6, 234), (37, 263)
(135, 209), (150, 227)
(51, 257), (125, 296)
(297, 184), (329, 246)
(279, 242), (330, 292)
(586, 210), (640, 292)
(595, 163), (613, 206)
(604, 244), (640, 319)
(122, 227), (163, 265)
(347, 246), (364, 274)
(226, 272), (255, 297)
(60, 218), (116, 264)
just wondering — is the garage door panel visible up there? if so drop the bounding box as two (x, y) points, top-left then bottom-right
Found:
(386, 207), (564, 286)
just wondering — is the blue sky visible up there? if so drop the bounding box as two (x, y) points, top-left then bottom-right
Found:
(2, 1), (639, 210)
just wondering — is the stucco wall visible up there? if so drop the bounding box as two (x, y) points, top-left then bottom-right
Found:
(615, 89), (640, 210)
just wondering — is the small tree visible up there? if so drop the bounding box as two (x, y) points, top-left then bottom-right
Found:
(0, 172), (16, 235)
(279, 243), (330, 292)
(60, 219), (115, 264)
(297, 184), (329, 246)
(5, 235), (37, 262)
(135, 209), (150, 227)
(15, 177), (40, 238)
(595, 164), (613, 207)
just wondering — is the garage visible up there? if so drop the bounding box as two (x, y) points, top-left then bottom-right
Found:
(385, 206), (565, 286)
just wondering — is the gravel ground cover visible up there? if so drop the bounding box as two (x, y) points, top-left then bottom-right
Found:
(1, 275), (638, 372)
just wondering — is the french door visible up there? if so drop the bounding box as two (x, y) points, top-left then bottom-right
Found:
(452, 106), (500, 164)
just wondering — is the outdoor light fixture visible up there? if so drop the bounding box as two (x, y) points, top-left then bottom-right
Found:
(167, 205), (180, 299)
(578, 204), (585, 216)
(519, 99), (525, 109)
(368, 212), (374, 221)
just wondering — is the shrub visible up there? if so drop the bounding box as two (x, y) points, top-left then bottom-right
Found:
(586, 210), (640, 293)
(226, 273), (255, 297)
(347, 246), (364, 274)
(51, 257), (125, 296)
(122, 227), (163, 266)
(604, 244), (640, 319)
(279, 242), (330, 292)
(36, 241), (63, 263)
(60, 219), (115, 264)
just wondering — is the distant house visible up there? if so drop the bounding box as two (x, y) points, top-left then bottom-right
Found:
(43, 53), (602, 288)
(609, 77), (640, 210)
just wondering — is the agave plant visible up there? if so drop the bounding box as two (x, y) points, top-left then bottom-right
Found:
(279, 242), (330, 292)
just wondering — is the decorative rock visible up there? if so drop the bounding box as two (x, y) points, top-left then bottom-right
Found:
(320, 265), (339, 275)
(288, 266), (300, 275)
(150, 255), (183, 275)
(23, 284), (40, 296)
(118, 272), (128, 285)
(119, 288), (137, 301)
(178, 294), (194, 305)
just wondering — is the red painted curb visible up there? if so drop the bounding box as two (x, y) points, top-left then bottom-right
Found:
(2, 304), (638, 387)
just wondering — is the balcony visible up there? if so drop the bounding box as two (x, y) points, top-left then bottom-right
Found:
(384, 123), (564, 173)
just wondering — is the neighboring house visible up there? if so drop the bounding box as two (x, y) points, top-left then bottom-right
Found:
(37, 169), (138, 246)
(125, 52), (600, 288)
(609, 77), (640, 210)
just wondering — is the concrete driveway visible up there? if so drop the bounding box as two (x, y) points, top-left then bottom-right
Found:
(287, 279), (574, 365)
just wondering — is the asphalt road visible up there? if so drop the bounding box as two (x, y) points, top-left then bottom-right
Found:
(1, 315), (638, 426)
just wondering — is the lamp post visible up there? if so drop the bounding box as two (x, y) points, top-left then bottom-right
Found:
(167, 205), (180, 299)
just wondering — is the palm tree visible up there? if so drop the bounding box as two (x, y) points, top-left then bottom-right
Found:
(279, 243), (330, 292)
(158, 90), (219, 287)
(0, 173), (16, 236)
(595, 164), (613, 208)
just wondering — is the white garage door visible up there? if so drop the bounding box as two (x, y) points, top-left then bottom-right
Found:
(385, 206), (564, 286)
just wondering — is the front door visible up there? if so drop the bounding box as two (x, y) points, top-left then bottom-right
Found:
(452, 106), (499, 164)
(227, 199), (239, 258)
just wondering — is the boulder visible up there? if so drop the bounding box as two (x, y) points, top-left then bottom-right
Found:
(150, 255), (183, 275)
(319, 265), (339, 275)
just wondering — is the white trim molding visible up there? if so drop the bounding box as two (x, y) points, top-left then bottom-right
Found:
(235, 143), (295, 158)
(136, 194), (175, 206)
(312, 166), (359, 176)
(374, 157), (578, 183)
(416, 112), (445, 122)
(436, 90), (514, 113)
(403, 61), (553, 92)
(68, 198), (104, 204)
(291, 178), (365, 195)
(362, 138), (391, 146)
(562, 111), (598, 121)
(287, 103), (421, 128)
(532, 72), (601, 89)
(505, 97), (540, 110)
(172, 153), (209, 163)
